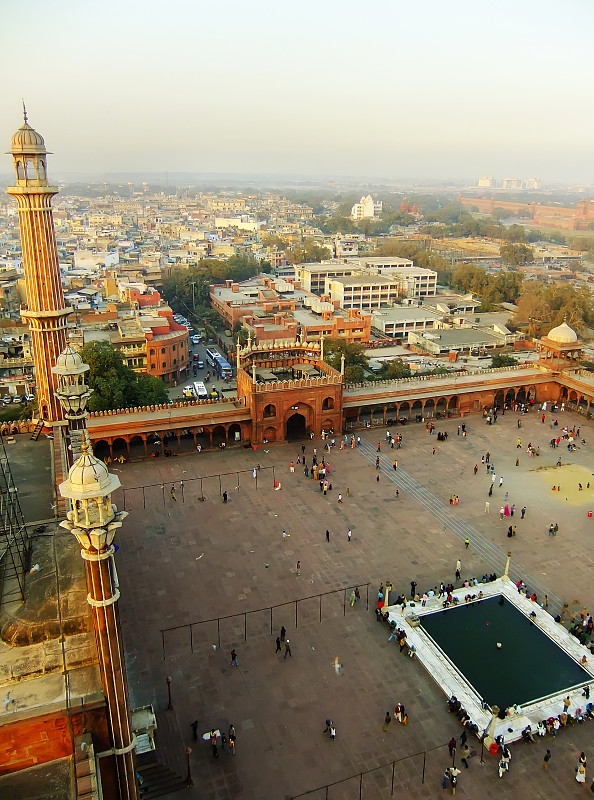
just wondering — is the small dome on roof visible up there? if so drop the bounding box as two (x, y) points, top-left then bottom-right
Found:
(11, 118), (47, 155)
(61, 445), (121, 500)
(53, 345), (88, 374)
(547, 321), (578, 344)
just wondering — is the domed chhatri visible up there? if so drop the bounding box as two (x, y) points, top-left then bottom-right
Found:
(53, 344), (89, 376)
(61, 444), (121, 500)
(546, 321), (578, 344)
(10, 106), (48, 155)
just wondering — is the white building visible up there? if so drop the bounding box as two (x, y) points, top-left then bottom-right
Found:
(350, 195), (382, 220)
(371, 306), (442, 339)
(477, 176), (495, 188)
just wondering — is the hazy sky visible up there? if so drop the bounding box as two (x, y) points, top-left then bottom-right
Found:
(2, 0), (594, 183)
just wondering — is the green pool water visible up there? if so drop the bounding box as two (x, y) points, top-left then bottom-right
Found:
(420, 596), (589, 710)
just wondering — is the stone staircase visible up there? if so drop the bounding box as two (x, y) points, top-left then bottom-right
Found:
(136, 709), (187, 798)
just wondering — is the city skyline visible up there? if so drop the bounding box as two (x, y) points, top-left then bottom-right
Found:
(2, 0), (594, 183)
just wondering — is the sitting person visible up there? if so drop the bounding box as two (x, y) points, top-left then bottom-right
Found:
(522, 725), (535, 743)
(536, 721), (546, 737)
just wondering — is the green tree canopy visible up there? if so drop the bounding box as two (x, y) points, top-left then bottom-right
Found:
(323, 338), (368, 382)
(491, 353), (518, 368)
(81, 341), (169, 411)
(499, 242), (534, 266)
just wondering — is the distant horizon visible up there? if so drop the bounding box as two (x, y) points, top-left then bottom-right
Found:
(2, 1), (593, 185)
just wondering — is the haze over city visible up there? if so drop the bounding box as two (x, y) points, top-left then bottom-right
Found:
(2, 0), (594, 182)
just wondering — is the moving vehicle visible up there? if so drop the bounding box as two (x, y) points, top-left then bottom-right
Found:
(193, 381), (209, 400)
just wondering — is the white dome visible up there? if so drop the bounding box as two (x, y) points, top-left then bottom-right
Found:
(547, 321), (578, 344)
(60, 446), (121, 500)
(53, 345), (89, 375)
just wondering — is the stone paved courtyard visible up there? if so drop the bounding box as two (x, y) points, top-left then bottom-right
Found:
(114, 408), (594, 798)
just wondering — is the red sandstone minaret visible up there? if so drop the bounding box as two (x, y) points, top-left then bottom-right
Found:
(6, 108), (70, 422)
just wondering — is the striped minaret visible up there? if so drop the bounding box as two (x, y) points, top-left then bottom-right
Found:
(6, 109), (70, 422)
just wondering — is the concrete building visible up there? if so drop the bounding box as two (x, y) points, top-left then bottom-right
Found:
(325, 275), (407, 310)
(371, 306), (442, 339)
(408, 326), (507, 356)
(477, 176), (495, 188)
(350, 195), (382, 220)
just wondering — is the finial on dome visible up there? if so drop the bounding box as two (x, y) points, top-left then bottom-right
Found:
(22, 100), (28, 124)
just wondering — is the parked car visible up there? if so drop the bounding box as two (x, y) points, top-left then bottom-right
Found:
(2, 396), (13, 405)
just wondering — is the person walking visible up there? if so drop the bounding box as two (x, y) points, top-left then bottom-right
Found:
(275, 636), (281, 653)
(347, 529), (352, 542)
(410, 580), (417, 599)
(460, 744), (471, 768)
(464, 539), (470, 549)
(326, 529), (330, 542)
(230, 649), (238, 667)
(521, 506), (526, 519)
(222, 490), (228, 503)
(296, 560), (301, 575)
(543, 749), (551, 770)
(284, 639), (292, 659)
(376, 456), (380, 470)
(448, 737), (456, 758)
(280, 625), (286, 641)
(170, 486), (177, 501)
(499, 476), (504, 487)
(383, 711), (392, 732)
(209, 729), (218, 758)
(450, 766), (461, 794)
(338, 493), (343, 503)
(228, 724), (236, 755)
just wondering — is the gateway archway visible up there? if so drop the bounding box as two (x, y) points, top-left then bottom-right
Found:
(286, 413), (307, 440)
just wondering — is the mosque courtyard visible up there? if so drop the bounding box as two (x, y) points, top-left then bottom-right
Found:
(111, 406), (594, 799)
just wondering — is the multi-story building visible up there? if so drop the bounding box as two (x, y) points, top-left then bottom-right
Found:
(477, 176), (495, 188)
(325, 275), (407, 310)
(112, 307), (189, 385)
(371, 307), (442, 339)
(350, 195), (382, 220)
(294, 258), (432, 297)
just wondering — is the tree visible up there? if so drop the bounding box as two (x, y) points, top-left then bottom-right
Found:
(491, 354), (518, 368)
(81, 341), (168, 411)
(499, 242), (534, 266)
(378, 359), (412, 380)
(286, 238), (331, 264)
(323, 338), (368, 379)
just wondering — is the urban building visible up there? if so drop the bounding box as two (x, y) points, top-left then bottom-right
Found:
(350, 195), (382, 220)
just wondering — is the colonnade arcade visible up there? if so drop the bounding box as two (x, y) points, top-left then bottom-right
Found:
(92, 421), (248, 461)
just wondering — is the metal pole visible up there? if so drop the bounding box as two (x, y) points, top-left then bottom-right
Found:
(185, 746), (193, 786)
(190, 623), (193, 654)
(295, 599), (298, 628)
(166, 675), (173, 710)
(359, 773), (363, 799)
(143, 487), (146, 509)
(343, 588), (346, 616)
(319, 594), (322, 622)
(217, 618), (221, 648)
(244, 612), (247, 641)
(366, 584), (369, 611)
(122, 489), (126, 510)
(161, 484), (165, 505)
(219, 475), (222, 495)
(480, 735), (485, 764)
(422, 750), (426, 784)
(180, 480), (184, 502)
(391, 762), (395, 795)
(270, 606), (273, 635)
(161, 629), (165, 661)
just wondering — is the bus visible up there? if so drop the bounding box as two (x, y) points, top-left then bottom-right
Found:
(213, 354), (233, 380)
(205, 347), (222, 367)
(193, 381), (209, 400)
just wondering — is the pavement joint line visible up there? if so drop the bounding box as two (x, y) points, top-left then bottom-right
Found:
(357, 437), (564, 614)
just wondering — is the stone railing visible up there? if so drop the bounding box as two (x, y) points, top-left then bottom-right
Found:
(254, 374), (341, 393)
(344, 363), (537, 391)
(87, 396), (240, 418)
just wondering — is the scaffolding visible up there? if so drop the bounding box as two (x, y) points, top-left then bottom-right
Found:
(0, 435), (30, 604)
